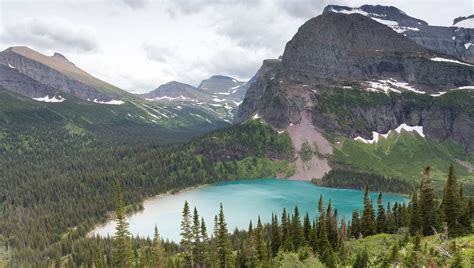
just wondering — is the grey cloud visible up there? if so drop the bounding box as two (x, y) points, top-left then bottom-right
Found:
(277, 0), (330, 18)
(123, 0), (149, 9)
(2, 16), (98, 52)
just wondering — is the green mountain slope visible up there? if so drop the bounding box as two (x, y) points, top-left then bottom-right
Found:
(332, 130), (474, 193)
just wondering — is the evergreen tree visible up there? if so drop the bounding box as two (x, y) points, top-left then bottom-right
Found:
(419, 166), (437, 235)
(152, 225), (165, 267)
(114, 181), (133, 268)
(291, 206), (304, 249)
(317, 198), (335, 267)
(350, 211), (361, 238)
(376, 192), (386, 233)
(409, 192), (421, 235)
(303, 212), (311, 245)
(270, 213), (281, 257)
(255, 217), (267, 263)
(243, 221), (257, 267)
(443, 165), (461, 236)
(200, 217), (212, 267)
(360, 186), (376, 237)
(180, 201), (193, 267)
(216, 203), (233, 267)
(281, 208), (292, 251)
(192, 207), (203, 266)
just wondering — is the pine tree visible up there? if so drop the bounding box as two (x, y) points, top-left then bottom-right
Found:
(244, 221), (257, 267)
(281, 208), (292, 251)
(419, 166), (438, 235)
(216, 203), (233, 267)
(270, 213), (281, 257)
(200, 217), (212, 267)
(409, 192), (421, 235)
(180, 201), (193, 267)
(349, 210), (360, 238)
(114, 181), (133, 268)
(353, 248), (369, 268)
(376, 192), (386, 233)
(360, 186), (376, 237)
(152, 225), (165, 267)
(192, 207), (203, 266)
(291, 206), (304, 249)
(303, 212), (311, 245)
(443, 165), (461, 236)
(255, 217), (267, 263)
(317, 197), (335, 267)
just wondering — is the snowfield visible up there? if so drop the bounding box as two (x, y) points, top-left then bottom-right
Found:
(32, 95), (65, 103)
(354, 123), (424, 144)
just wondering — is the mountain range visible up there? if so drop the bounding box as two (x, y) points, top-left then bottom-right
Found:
(236, 5), (474, 185)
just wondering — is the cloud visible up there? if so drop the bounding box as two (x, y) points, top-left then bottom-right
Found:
(277, 0), (330, 18)
(123, 0), (149, 9)
(2, 16), (98, 53)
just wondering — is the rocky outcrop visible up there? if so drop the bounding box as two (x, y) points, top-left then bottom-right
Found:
(324, 5), (474, 63)
(0, 63), (60, 98)
(138, 81), (208, 100)
(0, 47), (125, 101)
(236, 11), (474, 155)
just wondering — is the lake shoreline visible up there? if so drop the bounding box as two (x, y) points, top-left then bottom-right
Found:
(90, 178), (409, 242)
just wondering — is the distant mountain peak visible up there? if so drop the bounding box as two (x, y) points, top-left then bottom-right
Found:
(453, 15), (474, 28)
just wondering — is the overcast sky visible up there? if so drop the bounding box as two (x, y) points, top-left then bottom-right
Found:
(0, 0), (472, 93)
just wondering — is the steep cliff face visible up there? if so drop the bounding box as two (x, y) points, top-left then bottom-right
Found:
(324, 5), (474, 63)
(0, 63), (60, 98)
(0, 47), (128, 101)
(236, 12), (474, 155)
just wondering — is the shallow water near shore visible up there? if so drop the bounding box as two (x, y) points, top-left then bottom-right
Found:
(91, 178), (408, 241)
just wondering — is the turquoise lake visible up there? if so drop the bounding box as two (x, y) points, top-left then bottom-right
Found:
(91, 178), (408, 241)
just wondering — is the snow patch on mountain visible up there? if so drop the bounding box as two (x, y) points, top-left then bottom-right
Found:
(366, 79), (425, 94)
(32, 95), (65, 103)
(465, 43), (472, 50)
(430, 57), (474, 67)
(92, 99), (124, 105)
(354, 123), (425, 144)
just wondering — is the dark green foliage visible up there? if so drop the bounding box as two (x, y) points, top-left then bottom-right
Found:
(360, 186), (376, 237)
(419, 167), (438, 235)
(353, 248), (369, 268)
(376, 192), (386, 233)
(316, 169), (416, 194)
(409, 192), (422, 235)
(113, 181), (133, 268)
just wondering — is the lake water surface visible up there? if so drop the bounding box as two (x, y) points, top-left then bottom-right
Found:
(91, 178), (408, 241)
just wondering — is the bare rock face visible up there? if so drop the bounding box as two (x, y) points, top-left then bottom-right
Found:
(280, 13), (473, 89)
(324, 5), (474, 63)
(236, 11), (474, 154)
(139, 81), (208, 100)
(0, 47), (121, 101)
(0, 64), (59, 98)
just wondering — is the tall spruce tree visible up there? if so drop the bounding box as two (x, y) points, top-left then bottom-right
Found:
(216, 203), (233, 267)
(443, 165), (461, 236)
(152, 225), (165, 267)
(291, 206), (304, 249)
(200, 218), (212, 267)
(376, 192), (386, 233)
(270, 213), (281, 257)
(419, 166), (438, 235)
(409, 192), (421, 235)
(192, 207), (203, 266)
(350, 210), (361, 238)
(281, 208), (292, 251)
(180, 201), (193, 267)
(360, 186), (376, 237)
(255, 217), (267, 263)
(244, 221), (257, 267)
(114, 181), (133, 268)
(303, 212), (311, 244)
